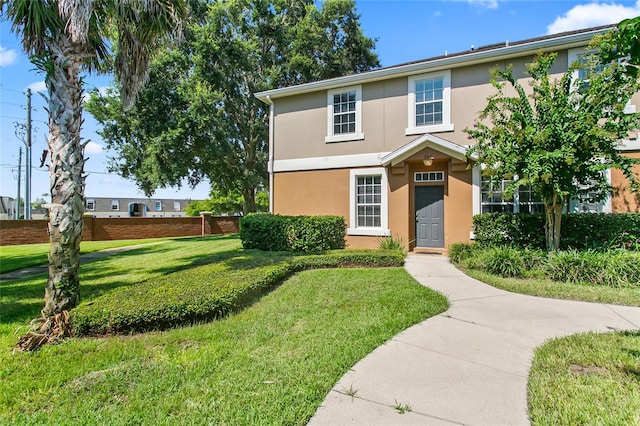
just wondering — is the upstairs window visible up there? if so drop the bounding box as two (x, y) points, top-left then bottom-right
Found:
(326, 85), (364, 143)
(569, 47), (636, 114)
(111, 199), (119, 211)
(155, 201), (162, 211)
(174, 201), (181, 211)
(86, 199), (95, 211)
(407, 70), (453, 135)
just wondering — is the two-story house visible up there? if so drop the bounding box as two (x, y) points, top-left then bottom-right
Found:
(256, 25), (640, 251)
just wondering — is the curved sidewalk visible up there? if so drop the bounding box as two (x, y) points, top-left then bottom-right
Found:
(309, 254), (640, 426)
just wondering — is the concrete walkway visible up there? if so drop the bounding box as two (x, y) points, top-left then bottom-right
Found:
(309, 254), (640, 426)
(0, 242), (164, 283)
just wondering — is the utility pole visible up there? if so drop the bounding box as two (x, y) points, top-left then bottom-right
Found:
(25, 88), (32, 220)
(16, 147), (22, 220)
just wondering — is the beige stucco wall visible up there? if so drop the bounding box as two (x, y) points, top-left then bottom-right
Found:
(272, 52), (571, 160)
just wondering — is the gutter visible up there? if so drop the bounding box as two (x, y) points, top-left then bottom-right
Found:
(264, 95), (275, 213)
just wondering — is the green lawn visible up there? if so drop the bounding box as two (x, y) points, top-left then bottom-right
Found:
(464, 268), (640, 306)
(529, 331), (640, 425)
(0, 236), (198, 274)
(0, 236), (447, 424)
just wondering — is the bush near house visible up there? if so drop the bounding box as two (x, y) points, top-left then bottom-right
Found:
(239, 213), (346, 252)
(71, 249), (402, 336)
(449, 243), (640, 288)
(473, 213), (640, 251)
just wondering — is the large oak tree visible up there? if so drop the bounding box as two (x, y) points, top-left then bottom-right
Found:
(86, 0), (379, 214)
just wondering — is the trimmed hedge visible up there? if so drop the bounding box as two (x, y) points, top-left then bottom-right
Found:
(240, 213), (346, 252)
(71, 249), (404, 336)
(473, 213), (640, 251)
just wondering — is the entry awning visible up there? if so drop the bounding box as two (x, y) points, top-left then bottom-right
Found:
(380, 133), (471, 167)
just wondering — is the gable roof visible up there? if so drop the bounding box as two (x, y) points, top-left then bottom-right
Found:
(256, 25), (613, 103)
(381, 133), (470, 166)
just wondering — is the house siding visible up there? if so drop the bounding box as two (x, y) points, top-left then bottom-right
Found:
(265, 27), (639, 250)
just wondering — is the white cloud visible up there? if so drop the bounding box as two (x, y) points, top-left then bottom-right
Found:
(467, 0), (499, 9)
(0, 46), (18, 67)
(85, 141), (104, 155)
(547, 1), (640, 34)
(27, 81), (47, 93)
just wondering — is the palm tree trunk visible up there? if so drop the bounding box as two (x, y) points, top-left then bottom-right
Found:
(42, 35), (85, 316)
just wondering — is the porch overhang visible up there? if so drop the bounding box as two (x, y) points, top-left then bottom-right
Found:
(380, 133), (471, 167)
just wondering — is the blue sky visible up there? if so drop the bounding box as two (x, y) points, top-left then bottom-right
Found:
(1, 0), (640, 202)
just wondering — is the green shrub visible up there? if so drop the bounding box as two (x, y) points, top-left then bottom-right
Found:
(286, 215), (346, 252)
(448, 242), (476, 264)
(240, 214), (346, 252)
(473, 213), (640, 251)
(377, 234), (407, 253)
(547, 250), (640, 287)
(482, 246), (527, 278)
(239, 213), (288, 251)
(71, 249), (402, 336)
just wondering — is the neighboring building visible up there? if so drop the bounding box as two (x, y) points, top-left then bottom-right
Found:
(0, 196), (18, 220)
(84, 197), (196, 218)
(256, 25), (640, 251)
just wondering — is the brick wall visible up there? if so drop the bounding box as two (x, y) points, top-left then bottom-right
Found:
(0, 214), (239, 246)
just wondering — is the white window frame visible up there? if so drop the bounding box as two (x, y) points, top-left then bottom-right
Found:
(348, 167), (390, 237)
(406, 70), (454, 135)
(174, 201), (181, 211)
(568, 47), (636, 114)
(415, 171), (445, 182)
(86, 199), (95, 211)
(325, 85), (365, 143)
(154, 200), (162, 211)
(111, 199), (119, 211)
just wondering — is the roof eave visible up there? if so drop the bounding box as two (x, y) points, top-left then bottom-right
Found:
(255, 27), (608, 103)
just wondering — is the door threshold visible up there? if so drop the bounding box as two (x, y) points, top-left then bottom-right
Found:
(413, 247), (447, 255)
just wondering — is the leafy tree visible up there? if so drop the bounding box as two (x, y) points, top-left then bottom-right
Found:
(2, 0), (185, 350)
(598, 16), (640, 78)
(86, 0), (379, 214)
(185, 190), (268, 216)
(466, 51), (640, 252)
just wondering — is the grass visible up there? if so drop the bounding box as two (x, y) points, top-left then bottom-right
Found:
(0, 236), (194, 274)
(0, 236), (447, 424)
(464, 269), (640, 306)
(529, 331), (640, 425)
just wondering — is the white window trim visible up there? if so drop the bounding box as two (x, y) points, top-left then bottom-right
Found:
(568, 47), (636, 114)
(111, 200), (119, 211)
(348, 167), (390, 237)
(86, 199), (95, 211)
(414, 171), (445, 182)
(325, 85), (365, 143)
(155, 200), (162, 211)
(406, 70), (454, 135)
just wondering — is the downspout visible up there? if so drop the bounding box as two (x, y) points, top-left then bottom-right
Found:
(265, 95), (275, 213)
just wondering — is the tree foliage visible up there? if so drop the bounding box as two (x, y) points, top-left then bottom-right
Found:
(185, 190), (268, 216)
(86, 0), (379, 214)
(466, 49), (640, 252)
(598, 16), (640, 78)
